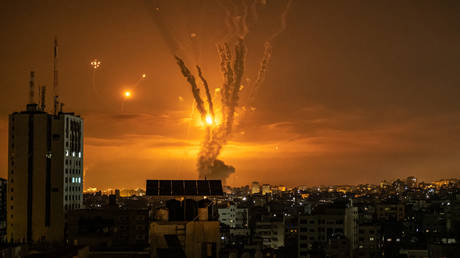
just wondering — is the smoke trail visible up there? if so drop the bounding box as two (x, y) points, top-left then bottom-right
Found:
(224, 39), (246, 135)
(197, 40), (246, 180)
(248, 41), (272, 105)
(196, 65), (215, 119)
(174, 40), (246, 180)
(269, 0), (293, 42)
(151, 3), (181, 55)
(175, 56), (207, 121)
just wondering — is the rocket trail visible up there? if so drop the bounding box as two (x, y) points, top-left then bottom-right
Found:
(224, 40), (246, 135)
(248, 41), (272, 105)
(269, 0), (293, 42)
(176, 40), (247, 181)
(196, 65), (215, 120)
(175, 56), (207, 122)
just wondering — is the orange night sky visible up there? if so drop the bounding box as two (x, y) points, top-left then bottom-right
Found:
(1, 1), (460, 190)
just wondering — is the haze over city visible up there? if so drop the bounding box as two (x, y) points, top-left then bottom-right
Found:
(1, 0), (460, 190)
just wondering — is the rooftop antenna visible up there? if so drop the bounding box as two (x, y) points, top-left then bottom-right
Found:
(40, 86), (46, 111)
(29, 71), (35, 104)
(53, 37), (59, 115)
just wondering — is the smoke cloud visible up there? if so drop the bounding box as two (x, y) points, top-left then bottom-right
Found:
(176, 40), (246, 181)
(173, 1), (292, 181)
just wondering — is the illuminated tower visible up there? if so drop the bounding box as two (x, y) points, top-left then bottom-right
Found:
(7, 100), (84, 243)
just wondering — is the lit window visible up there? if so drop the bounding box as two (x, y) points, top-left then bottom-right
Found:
(72, 177), (75, 183)
(65, 150), (69, 156)
(78, 152), (82, 158)
(72, 152), (75, 157)
(370, 237), (374, 241)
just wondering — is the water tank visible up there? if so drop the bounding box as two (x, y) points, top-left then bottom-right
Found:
(198, 207), (208, 221)
(154, 208), (169, 221)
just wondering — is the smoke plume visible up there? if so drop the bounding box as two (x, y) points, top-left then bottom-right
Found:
(176, 40), (246, 181)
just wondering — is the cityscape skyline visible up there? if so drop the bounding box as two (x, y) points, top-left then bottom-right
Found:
(0, 1), (459, 257)
(1, 1), (460, 190)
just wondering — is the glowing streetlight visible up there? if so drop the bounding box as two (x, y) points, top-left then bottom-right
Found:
(124, 90), (132, 98)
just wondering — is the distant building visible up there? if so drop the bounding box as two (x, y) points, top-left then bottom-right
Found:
(406, 176), (418, 188)
(8, 103), (83, 243)
(376, 203), (405, 221)
(251, 182), (261, 194)
(357, 223), (382, 254)
(0, 178), (6, 242)
(218, 204), (248, 228)
(254, 221), (285, 249)
(261, 184), (271, 195)
(298, 203), (358, 257)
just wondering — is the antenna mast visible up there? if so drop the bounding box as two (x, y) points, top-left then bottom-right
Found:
(53, 38), (59, 115)
(29, 71), (35, 104)
(40, 86), (46, 111)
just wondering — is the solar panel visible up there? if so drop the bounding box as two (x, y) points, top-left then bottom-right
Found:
(146, 180), (158, 196)
(146, 180), (223, 196)
(197, 180), (210, 195)
(209, 180), (223, 195)
(159, 180), (172, 196)
(184, 180), (197, 195)
(172, 180), (185, 195)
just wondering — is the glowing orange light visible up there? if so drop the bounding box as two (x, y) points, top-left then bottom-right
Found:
(142, 74), (146, 78)
(205, 114), (213, 125)
(124, 91), (132, 98)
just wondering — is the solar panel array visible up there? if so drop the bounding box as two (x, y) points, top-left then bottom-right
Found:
(146, 180), (223, 196)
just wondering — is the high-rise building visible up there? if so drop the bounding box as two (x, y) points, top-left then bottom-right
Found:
(8, 103), (83, 243)
(0, 178), (7, 242)
(261, 184), (271, 195)
(251, 181), (260, 194)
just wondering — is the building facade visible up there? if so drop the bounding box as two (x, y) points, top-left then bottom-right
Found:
(0, 178), (6, 242)
(298, 205), (358, 257)
(7, 103), (83, 243)
(254, 221), (285, 249)
(218, 204), (248, 228)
